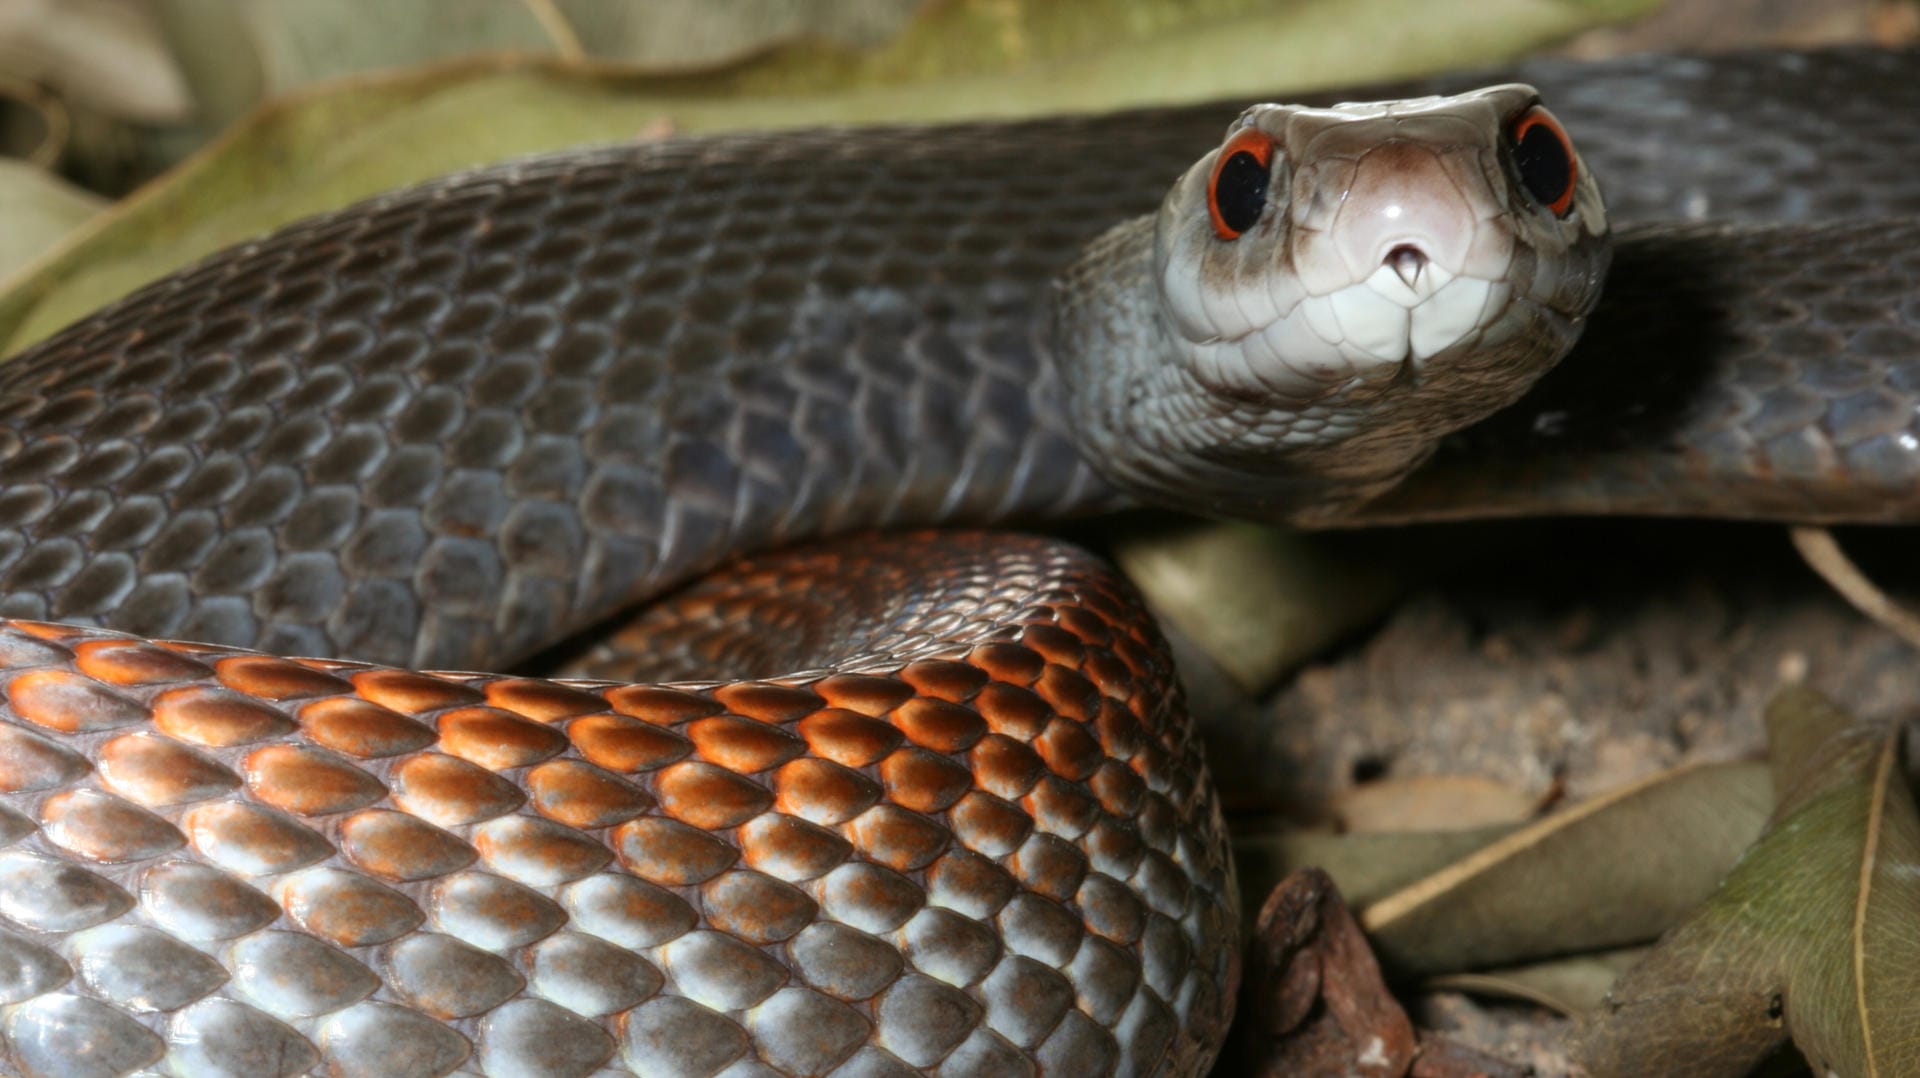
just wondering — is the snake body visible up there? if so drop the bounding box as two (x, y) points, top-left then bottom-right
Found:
(0, 45), (1916, 1078)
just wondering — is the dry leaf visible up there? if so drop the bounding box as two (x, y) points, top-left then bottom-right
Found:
(1333, 774), (1539, 833)
(1361, 759), (1770, 976)
(1426, 946), (1650, 1016)
(1234, 823), (1519, 918)
(1574, 688), (1920, 1078)
(1240, 869), (1528, 1077)
(1245, 868), (1417, 1078)
(0, 0), (191, 123)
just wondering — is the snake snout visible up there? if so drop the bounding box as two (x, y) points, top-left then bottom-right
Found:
(1319, 140), (1484, 297)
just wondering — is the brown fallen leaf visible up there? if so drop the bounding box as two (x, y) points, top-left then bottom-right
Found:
(1573, 687), (1920, 1078)
(1243, 868), (1529, 1078)
(1247, 868), (1419, 1078)
(1362, 759), (1770, 976)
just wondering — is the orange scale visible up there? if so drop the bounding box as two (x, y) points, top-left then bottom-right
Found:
(700, 870), (818, 945)
(845, 803), (953, 872)
(652, 761), (773, 831)
(1053, 606), (1114, 646)
(337, 808), (477, 882)
(946, 790), (1032, 859)
(298, 696), (435, 759)
(813, 673), (915, 717)
(611, 816), (739, 886)
(898, 659), (987, 703)
(213, 655), (350, 700)
(876, 748), (972, 815)
(8, 669), (146, 734)
(275, 866), (425, 948)
(568, 713), (692, 773)
(888, 696), (986, 755)
(1086, 760), (1146, 818)
(483, 677), (606, 722)
(40, 788), (183, 863)
(243, 744), (387, 816)
(437, 706), (567, 770)
(472, 815), (613, 886)
(389, 753), (526, 827)
(524, 759), (653, 830)
(965, 642), (1046, 687)
(350, 668), (484, 714)
(712, 682), (823, 724)
(1032, 665), (1098, 725)
(771, 758), (882, 827)
(685, 715), (808, 774)
(95, 734), (236, 807)
(1017, 624), (1084, 667)
(603, 685), (721, 725)
(968, 735), (1045, 801)
(972, 682), (1052, 741)
(736, 813), (852, 882)
(5, 621), (81, 644)
(794, 708), (902, 768)
(1021, 775), (1102, 840)
(72, 639), (213, 686)
(182, 801), (331, 876)
(151, 685), (294, 748)
(1033, 719), (1104, 783)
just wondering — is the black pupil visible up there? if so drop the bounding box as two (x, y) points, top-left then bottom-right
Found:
(1513, 122), (1572, 209)
(1213, 151), (1269, 234)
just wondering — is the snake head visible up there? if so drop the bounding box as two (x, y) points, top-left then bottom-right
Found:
(1056, 84), (1612, 520)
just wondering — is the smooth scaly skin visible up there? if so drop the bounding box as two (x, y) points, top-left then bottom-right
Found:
(0, 45), (1915, 1077)
(1, 47), (1918, 670)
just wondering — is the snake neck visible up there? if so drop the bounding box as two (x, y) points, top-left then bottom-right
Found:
(1052, 217), (1443, 523)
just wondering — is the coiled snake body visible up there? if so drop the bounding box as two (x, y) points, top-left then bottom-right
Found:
(0, 46), (1916, 1077)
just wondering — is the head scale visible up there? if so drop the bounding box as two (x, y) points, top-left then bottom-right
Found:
(1055, 84), (1611, 521)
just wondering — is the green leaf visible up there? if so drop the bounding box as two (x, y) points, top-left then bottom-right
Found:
(1574, 688), (1920, 1078)
(0, 161), (107, 281)
(1361, 760), (1771, 976)
(1112, 520), (1404, 692)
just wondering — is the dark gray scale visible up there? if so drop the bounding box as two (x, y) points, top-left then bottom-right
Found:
(0, 46), (1917, 670)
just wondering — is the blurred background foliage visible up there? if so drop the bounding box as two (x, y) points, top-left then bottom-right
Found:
(11, 0), (1911, 355)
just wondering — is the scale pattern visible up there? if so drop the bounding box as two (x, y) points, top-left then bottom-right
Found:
(0, 50), (1918, 674)
(0, 535), (1235, 1077)
(0, 43), (1916, 1078)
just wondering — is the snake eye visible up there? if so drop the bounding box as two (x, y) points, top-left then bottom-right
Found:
(1510, 106), (1577, 217)
(1208, 129), (1275, 239)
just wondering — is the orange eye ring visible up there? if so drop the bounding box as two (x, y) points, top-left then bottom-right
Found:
(1207, 129), (1276, 240)
(1510, 106), (1577, 217)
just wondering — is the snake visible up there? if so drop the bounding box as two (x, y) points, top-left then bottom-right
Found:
(0, 43), (1915, 1078)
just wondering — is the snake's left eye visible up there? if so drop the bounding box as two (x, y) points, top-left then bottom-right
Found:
(1208, 130), (1275, 240)
(1509, 106), (1577, 217)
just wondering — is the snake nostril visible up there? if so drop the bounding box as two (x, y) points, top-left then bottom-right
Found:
(1386, 244), (1427, 288)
